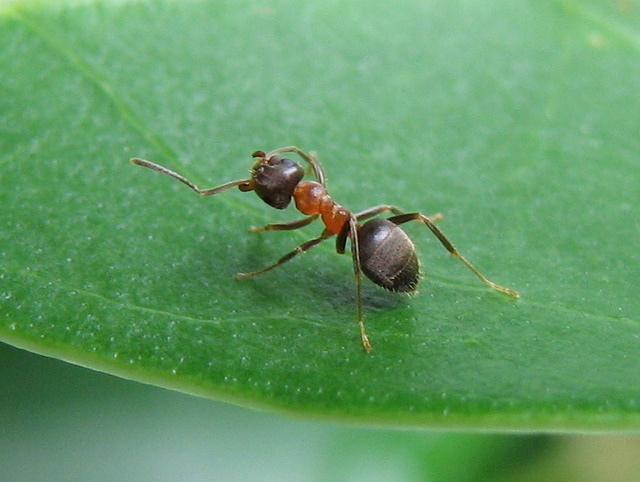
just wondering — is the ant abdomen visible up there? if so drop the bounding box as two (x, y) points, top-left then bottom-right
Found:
(357, 218), (419, 293)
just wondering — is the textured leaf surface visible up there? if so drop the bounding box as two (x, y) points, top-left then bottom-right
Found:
(1, 0), (639, 430)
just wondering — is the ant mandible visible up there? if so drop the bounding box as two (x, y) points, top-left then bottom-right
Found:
(131, 146), (519, 352)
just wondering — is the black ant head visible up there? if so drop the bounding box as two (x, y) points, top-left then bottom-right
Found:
(249, 151), (305, 209)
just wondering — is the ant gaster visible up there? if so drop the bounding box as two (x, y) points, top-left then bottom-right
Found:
(132, 146), (519, 352)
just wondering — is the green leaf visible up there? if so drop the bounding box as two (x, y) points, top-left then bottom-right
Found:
(1, 0), (638, 431)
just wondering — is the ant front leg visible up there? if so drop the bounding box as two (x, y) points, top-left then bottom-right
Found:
(387, 212), (519, 298)
(236, 229), (333, 279)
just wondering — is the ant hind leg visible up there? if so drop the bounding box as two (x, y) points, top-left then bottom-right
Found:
(356, 205), (443, 223)
(344, 217), (373, 352)
(387, 212), (519, 298)
(336, 216), (372, 352)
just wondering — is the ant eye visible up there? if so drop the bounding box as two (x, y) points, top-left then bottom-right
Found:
(252, 156), (304, 209)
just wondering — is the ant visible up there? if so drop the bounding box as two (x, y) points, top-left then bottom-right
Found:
(131, 146), (518, 352)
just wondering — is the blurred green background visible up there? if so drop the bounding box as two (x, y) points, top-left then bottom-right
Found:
(3, 343), (640, 481)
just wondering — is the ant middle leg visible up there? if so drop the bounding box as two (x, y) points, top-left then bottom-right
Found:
(250, 215), (318, 233)
(235, 229), (333, 279)
(387, 212), (519, 298)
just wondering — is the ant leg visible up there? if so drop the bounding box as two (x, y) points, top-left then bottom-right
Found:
(131, 158), (253, 196)
(266, 146), (326, 186)
(336, 217), (373, 352)
(250, 215), (318, 232)
(387, 212), (519, 298)
(236, 229), (333, 279)
(356, 205), (443, 224)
